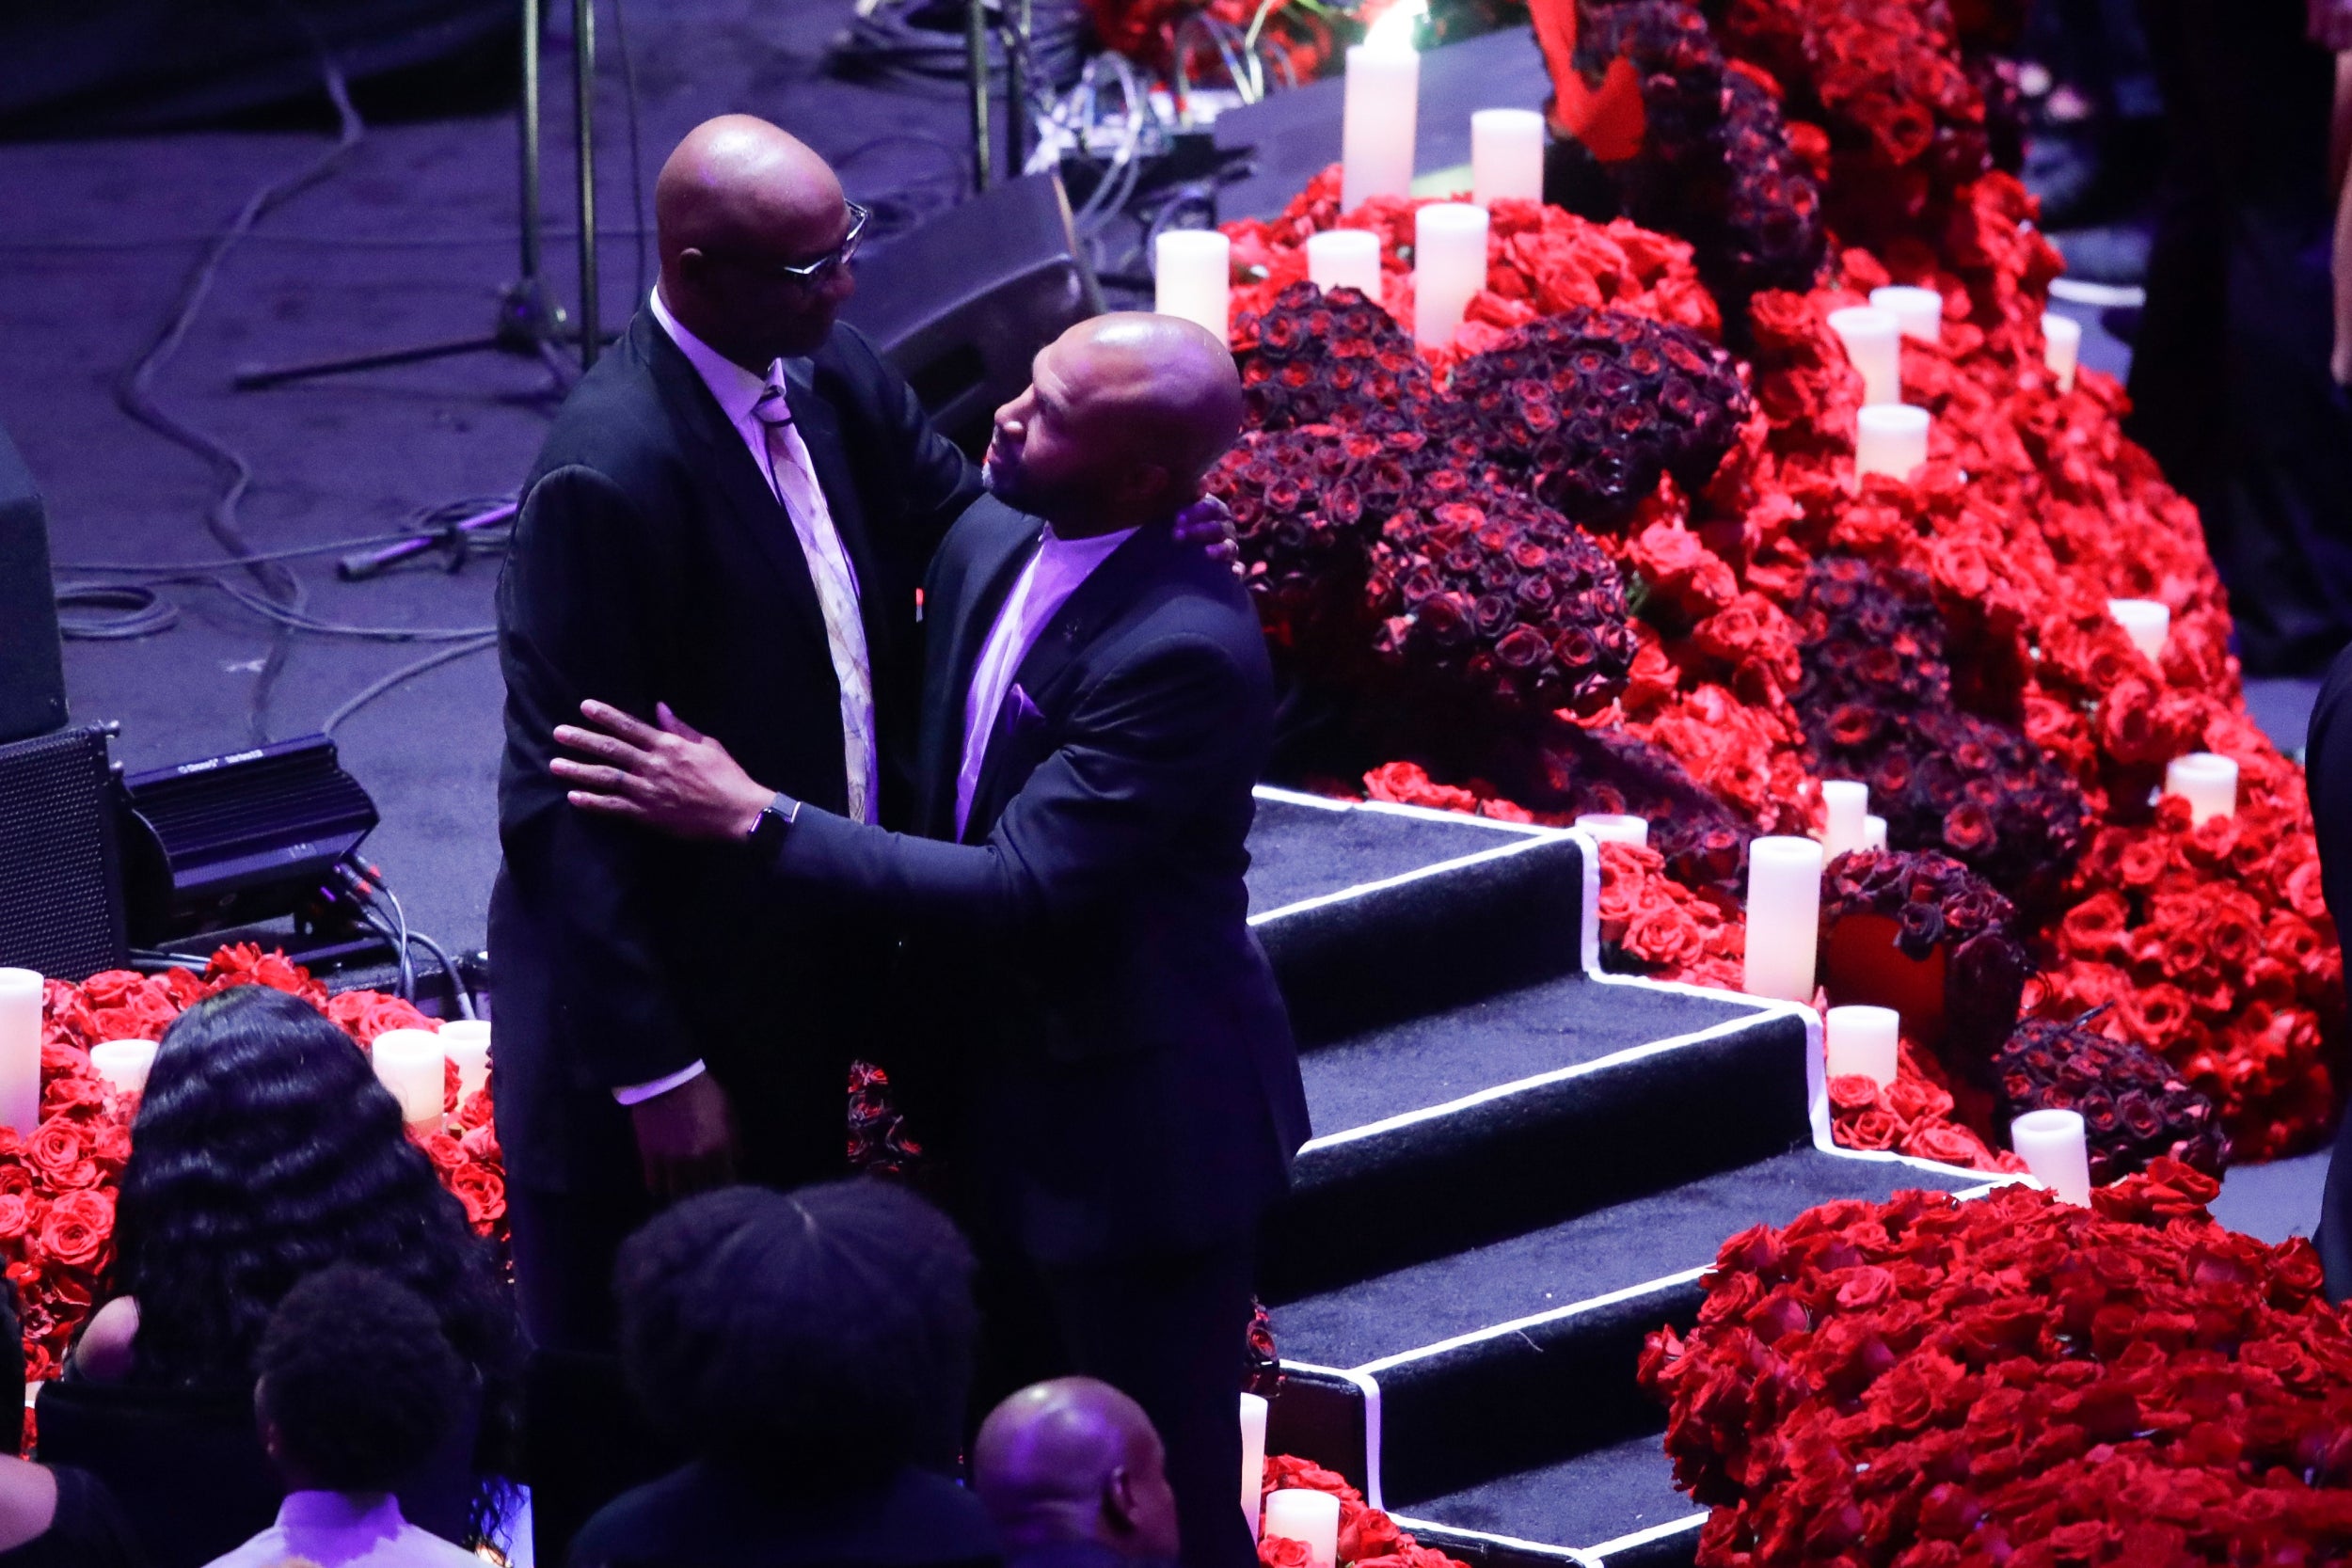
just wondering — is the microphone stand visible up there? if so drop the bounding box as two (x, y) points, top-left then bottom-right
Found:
(231, 0), (600, 390)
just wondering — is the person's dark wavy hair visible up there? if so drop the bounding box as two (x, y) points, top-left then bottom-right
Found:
(616, 1180), (977, 1490)
(107, 987), (518, 1466)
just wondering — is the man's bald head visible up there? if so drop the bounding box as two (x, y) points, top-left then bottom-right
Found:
(656, 116), (857, 367)
(974, 1378), (1180, 1560)
(982, 313), (1246, 534)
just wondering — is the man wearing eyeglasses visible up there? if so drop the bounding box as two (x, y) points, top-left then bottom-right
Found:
(490, 115), (980, 1557)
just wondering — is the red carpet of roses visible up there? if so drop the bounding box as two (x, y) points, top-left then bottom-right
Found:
(1639, 1163), (2352, 1566)
(31, 947), (502, 1386)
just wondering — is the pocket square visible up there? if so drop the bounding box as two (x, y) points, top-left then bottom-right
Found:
(1005, 683), (1046, 735)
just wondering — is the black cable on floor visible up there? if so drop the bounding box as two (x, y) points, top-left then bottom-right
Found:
(611, 0), (649, 311)
(321, 636), (500, 736)
(108, 1), (366, 745)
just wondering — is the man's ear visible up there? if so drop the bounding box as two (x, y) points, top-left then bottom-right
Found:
(1120, 461), (1173, 514)
(1103, 1464), (1140, 1537)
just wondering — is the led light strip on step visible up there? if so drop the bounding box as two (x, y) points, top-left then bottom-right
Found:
(1387, 1513), (1606, 1567)
(1575, 1510), (1709, 1563)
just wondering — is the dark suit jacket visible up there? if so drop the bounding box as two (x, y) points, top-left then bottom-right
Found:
(567, 1460), (1000, 1568)
(493, 310), (980, 1193)
(761, 504), (1312, 1266)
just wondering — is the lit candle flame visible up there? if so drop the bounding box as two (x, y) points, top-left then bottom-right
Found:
(1360, 0), (1426, 56)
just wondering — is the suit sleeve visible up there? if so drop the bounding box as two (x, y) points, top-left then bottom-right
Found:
(496, 465), (704, 1092)
(765, 632), (1256, 938)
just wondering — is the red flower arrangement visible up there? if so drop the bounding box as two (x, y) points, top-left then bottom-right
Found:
(1819, 847), (2029, 1066)
(1569, 0), (1830, 313)
(1827, 1047), (2021, 1175)
(1994, 1012), (2229, 1183)
(1638, 1163), (2352, 1565)
(1256, 1453), (1469, 1568)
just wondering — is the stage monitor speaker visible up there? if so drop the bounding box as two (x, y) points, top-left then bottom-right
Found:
(0, 423), (68, 747)
(842, 170), (1103, 458)
(0, 725), (127, 981)
(117, 734), (379, 943)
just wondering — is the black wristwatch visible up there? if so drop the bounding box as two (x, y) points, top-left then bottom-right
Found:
(744, 795), (797, 857)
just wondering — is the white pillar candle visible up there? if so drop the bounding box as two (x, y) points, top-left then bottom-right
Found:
(1240, 1393), (1268, 1539)
(0, 972), (40, 1137)
(1263, 1489), (1342, 1568)
(438, 1019), (492, 1103)
(1741, 836), (1824, 1004)
(1820, 780), (1869, 861)
(1470, 108), (1545, 208)
(2042, 312), (2082, 392)
(1341, 38), (1420, 213)
(1575, 813), (1649, 847)
(1854, 404), (1930, 482)
(1864, 815), (1888, 851)
(372, 1028), (447, 1126)
(1824, 1005), (1900, 1087)
(1154, 230), (1232, 341)
(89, 1039), (159, 1097)
(1306, 229), (1384, 297)
(2011, 1107), (2091, 1205)
(1826, 306), (1902, 406)
(2106, 597), (2169, 662)
(1412, 201), (1487, 351)
(1868, 285), (1943, 343)
(2164, 752), (2238, 825)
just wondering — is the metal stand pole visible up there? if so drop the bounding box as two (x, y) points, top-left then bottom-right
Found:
(573, 0), (601, 371)
(1005, 0), (1029, 175)
(520, 0), (543, 287)
(231, 0), (576, 390)
(967, 0), (993, 191)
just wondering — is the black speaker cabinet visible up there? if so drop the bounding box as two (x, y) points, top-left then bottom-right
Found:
(0, 423), (67, 746)
(0, 725), (126, 980)
(841, 170), (1103, 457)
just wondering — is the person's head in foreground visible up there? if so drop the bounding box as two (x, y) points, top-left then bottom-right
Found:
(255, 1265), (464, 1496)
(974, 1378), (1180, 1566)
(983, 312), (1245, 539)
(107, 985), (515, 1396)
(616, 1179), (978, 1492)
(656, 113), (862, 369)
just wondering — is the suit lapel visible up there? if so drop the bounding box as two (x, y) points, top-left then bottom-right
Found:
(964, 523), (1174, 840)
(918, 506), (1042, 839)
(641, 318), (830, 661)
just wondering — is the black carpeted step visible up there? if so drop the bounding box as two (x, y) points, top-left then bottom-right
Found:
(1348, 1149), (1983, 1504)
(1263, 996), (1810, 1300)
(1247, 792), (1588, 1046)
(1396, 1435), (1706, 1568)
(1245, 789), (1545, 917)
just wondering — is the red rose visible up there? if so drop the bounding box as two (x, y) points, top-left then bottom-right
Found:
(1257, 1537), (1312, 1568)
(448, 1164), (505, 1233)
(38, 1190), (111, 1273)
(23, 1118), (96, 1192)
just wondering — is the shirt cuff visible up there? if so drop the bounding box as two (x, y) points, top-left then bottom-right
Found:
(612, 1060), (707, 1105)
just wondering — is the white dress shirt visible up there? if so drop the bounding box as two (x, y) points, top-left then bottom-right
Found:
(202, 1491), (479, 1568)
(956, 523), (1138, 838)
(612, 291), (881, 1108)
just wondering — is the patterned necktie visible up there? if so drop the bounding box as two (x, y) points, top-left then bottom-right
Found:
(753, 375), (876, 825)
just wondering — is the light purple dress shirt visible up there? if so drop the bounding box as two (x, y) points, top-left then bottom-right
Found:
(955, 523), (1138, 839)
(201, 1491), (479, 1568)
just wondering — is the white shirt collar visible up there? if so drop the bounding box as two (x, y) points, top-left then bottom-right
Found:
(648, 285), (777, 429)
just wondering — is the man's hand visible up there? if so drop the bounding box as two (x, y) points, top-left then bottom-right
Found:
(628, 1070), (738, 1198)
(1172, 493), (1243, 577)
(553, 700), (776, 841)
